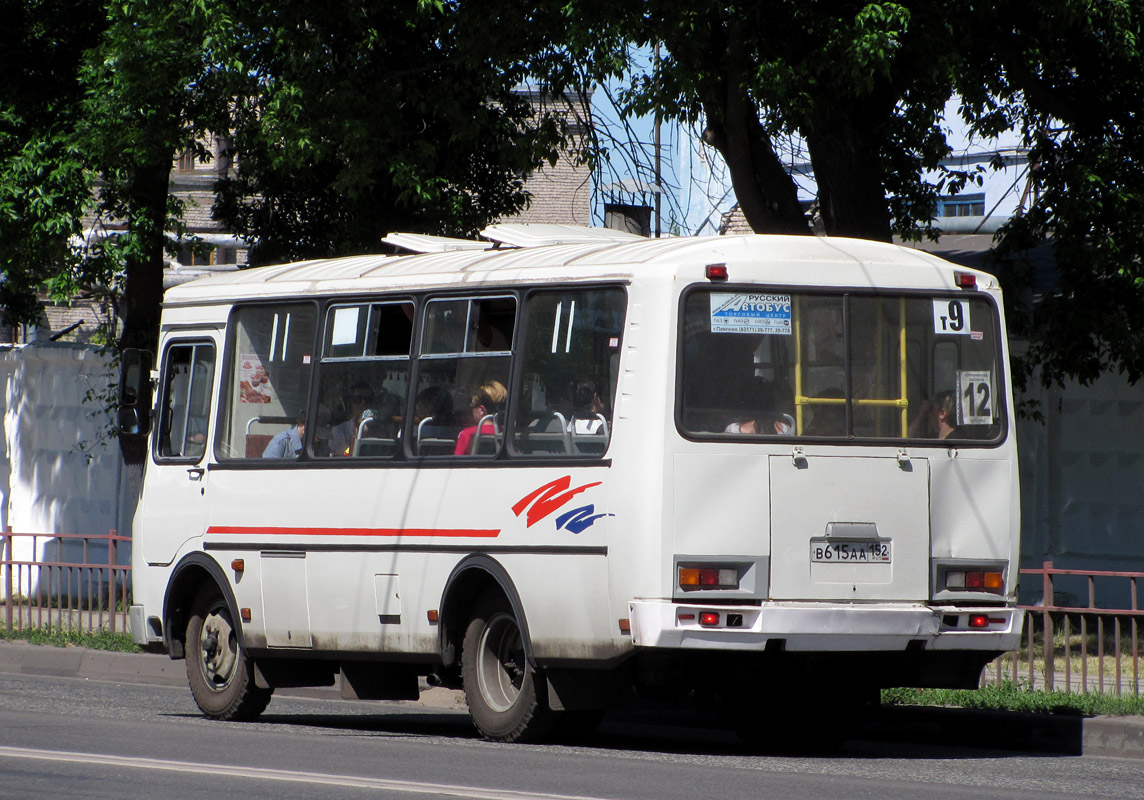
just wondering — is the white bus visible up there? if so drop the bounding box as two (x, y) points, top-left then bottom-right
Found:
(122, 226), (1022, 745)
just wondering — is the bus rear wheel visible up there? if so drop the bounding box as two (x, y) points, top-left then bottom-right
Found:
(185, 584), (272, 721)
(461, 595), (553, 743)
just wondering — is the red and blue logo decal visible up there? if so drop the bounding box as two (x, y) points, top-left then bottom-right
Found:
(512, 476), (613, 534)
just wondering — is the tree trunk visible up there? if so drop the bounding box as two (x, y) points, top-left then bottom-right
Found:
(704, 20), (810, 236)
(117, 158), (171, 465)
(805, 104), (894, 242)
(117, 161), (170, 354)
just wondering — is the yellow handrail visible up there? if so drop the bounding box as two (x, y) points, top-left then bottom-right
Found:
(792, 296), (911, 436)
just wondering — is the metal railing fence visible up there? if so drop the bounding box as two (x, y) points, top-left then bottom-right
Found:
(983, 561), (1144, 695)
(3, 536), (1143, 697)
(1, 528), (130, 634)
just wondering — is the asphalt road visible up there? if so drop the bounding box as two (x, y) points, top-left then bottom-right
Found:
(1, 671), (1144, 800)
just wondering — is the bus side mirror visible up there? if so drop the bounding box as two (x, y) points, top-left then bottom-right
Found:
(119, 348), (154, 436)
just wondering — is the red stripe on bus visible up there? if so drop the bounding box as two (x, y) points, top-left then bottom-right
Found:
(206, 526), (500, 538)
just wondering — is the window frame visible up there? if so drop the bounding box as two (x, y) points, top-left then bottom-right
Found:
(153, 338), (216, 464)
(316, 297), (416, 460)
(675, 283), (1009, 448)
(214, 299), (321, 463)
(210, 284), (627, 468)
(507, 285), (628, 459)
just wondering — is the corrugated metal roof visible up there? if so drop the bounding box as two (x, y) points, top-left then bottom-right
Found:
(162, 233), (984, 306)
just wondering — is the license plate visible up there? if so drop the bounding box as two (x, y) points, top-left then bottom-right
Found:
(810, 539), (892, 563)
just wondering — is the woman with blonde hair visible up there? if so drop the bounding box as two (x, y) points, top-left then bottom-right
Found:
(454, 380), (506, 455)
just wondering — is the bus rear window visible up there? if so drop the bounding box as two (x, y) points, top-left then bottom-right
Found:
(679, 289), (1006, 443)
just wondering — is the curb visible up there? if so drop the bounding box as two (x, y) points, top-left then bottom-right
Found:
(0, 640), (185, 687)
(3, 641), (1143, 757)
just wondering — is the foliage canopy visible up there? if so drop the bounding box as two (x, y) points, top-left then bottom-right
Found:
(1, 0), (1143, 394)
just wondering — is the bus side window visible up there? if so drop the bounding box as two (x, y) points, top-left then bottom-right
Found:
(217, 303), (318, 460)
(317, 301), (413, 458)
(156, 342), (214, 460)
(511, 288), (625, 457)
(414, 296), (515, 457)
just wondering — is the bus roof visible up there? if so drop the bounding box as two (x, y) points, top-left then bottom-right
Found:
(162, 233), (993, 307)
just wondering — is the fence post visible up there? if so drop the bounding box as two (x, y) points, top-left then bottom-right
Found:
(1043, 561), (1055, 691)
(107, 530), (117, 634)
(2, 526), (11, 630)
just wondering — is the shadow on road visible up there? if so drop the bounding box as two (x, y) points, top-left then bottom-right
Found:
(163, 697), (1082, 761)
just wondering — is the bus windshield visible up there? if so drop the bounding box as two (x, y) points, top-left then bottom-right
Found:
(679, 288), (1006, 442)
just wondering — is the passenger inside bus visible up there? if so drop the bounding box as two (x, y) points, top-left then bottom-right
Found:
(569, 378), (608, 435)
(331, 382), (374, 456)
(803, 388), (846, 437)
(908, 390), (959, 439)
(724, 378), (793, 436)
(413, 385), (456, 438)
(455, 380), (506, 455)
(262, 411), (306, 458)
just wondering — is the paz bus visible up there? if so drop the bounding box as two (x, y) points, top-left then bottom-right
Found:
(121, 224), (1021, 745)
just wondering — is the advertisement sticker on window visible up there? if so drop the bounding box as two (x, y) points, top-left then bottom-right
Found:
(710, 293), (792, 335)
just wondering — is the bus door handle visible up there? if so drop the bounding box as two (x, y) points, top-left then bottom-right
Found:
(186, 467), (205, 481)
(896, 449), (912, 470)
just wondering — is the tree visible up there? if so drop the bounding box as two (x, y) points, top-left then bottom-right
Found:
(975, 1), (1144, 391)
(0, 0), (105, 330)
(75, 0), (226, 352)
(1, 0), (583, 358)
(0, 0), (223, 353)
(207, 0), (575, 264)
(564, 0), (1144, 391)
(597, 0), (975, 242)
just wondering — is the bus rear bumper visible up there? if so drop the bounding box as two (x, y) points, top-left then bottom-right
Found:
(628, 600), (1023, 653)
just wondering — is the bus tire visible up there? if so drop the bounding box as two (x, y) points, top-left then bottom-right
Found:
(461, 594), (553, 743)
(185, 583), (272, 721)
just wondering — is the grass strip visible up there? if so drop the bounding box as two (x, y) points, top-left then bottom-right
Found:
(0, 625), (141, 653)
(883, 682), (1144, 716)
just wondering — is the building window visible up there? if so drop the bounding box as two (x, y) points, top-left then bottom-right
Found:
(938, 194), (986, 217)
(176, 148), (196, 172)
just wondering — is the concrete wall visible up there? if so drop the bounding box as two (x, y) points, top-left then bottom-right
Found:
(0, 344), (138, 596)
(1017, 372), (1144, 607)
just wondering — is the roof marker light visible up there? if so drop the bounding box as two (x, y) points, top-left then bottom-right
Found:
(706, 263), (728, 281)
(955, 272), (977, 289)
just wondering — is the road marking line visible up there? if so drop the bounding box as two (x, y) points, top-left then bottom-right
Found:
(0, 746), (609, 800)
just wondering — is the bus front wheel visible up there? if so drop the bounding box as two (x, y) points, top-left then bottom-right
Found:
(185, 584), (272, 721)
(461, 595), (553, 743)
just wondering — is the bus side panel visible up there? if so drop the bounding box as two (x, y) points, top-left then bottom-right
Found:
(201, 465), (624, 661)
(672, 453), (770, 561)
(929, 453), (1021, 594)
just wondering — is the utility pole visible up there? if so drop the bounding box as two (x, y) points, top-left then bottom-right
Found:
(653, 41), (662, 239)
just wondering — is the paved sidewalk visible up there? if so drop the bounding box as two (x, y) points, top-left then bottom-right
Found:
(2, 639), (1143, 757)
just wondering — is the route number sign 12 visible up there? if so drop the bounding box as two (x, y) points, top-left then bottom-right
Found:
(958, 370), (993, 425)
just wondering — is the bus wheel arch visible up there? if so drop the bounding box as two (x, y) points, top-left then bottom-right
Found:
(163, 553), (240, 660)
(438, 555), (534, 671)
(439, 557), (554, 742)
